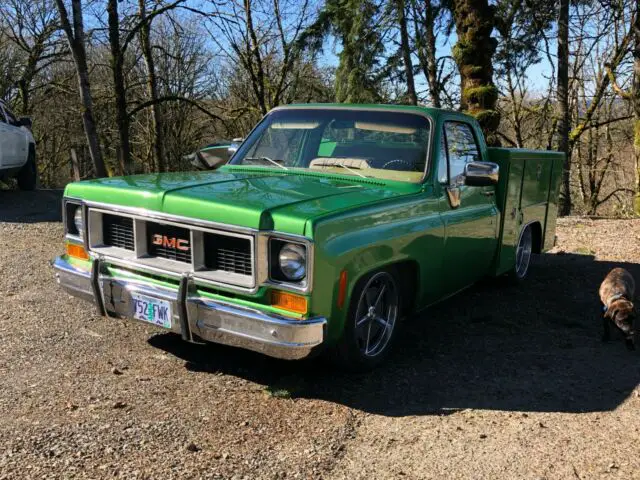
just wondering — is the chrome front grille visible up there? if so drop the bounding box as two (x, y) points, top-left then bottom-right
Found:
(204, 233), (252, 276)
(103, 214), (134, 251)
(88, 208), (256, 289)
(147, 222), (192, 264)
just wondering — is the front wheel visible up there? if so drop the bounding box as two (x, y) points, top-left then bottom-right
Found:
(329, 269), (401, 371)
(17, 149), (37, 191)
(509, 224), (533, 281)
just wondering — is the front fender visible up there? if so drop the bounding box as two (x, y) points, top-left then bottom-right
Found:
(309, 196), (444, 344)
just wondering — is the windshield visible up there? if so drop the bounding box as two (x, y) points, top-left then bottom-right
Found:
(230, 108), (431, 182)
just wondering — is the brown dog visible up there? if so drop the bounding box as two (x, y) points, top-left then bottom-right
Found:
(599, 267), (636, 350)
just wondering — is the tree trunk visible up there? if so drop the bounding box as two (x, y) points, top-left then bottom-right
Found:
(396, 0), (417, 105)
(423, 1), (440, 108)
(54, 0), (107, 178)
(70, 148), (81, 181)
(413, 0), (441, 107)
(244, 0), (268, 115)
(451, 0), (500, 145)
(557, 0), (571, 215)
(18, 79), (30, 115)
(633, 0), (640, 214)
(107, 0), (133, 175)
(138, 0), (165, 172)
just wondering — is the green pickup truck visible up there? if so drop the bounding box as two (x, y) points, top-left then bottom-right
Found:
(54, 104), (563, 370)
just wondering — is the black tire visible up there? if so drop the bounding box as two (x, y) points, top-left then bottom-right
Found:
(507, 224), (533, 282)
(329, 268), (401, 371)
(17, 148), (37, 191)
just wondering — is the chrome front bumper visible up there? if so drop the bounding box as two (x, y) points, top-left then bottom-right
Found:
(53, 256), (326, 360)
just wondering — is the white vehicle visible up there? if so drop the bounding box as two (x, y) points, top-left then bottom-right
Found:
(0, 100), (37, 190)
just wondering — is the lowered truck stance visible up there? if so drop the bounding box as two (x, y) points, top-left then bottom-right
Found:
(54, 105), (563, 370)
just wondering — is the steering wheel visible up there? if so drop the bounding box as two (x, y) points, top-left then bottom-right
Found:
(382, 159), (414, 170)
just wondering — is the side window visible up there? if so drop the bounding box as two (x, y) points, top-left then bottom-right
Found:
(0, 106), (7, 124)
(443, 122), (481, 185)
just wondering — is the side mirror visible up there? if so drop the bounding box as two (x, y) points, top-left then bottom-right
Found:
(18, 117), (32, 129)
(464, 161), (499, 187)
(196, 145), (235, 169)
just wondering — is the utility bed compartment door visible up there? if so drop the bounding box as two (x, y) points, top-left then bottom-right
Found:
(488, 147), (564, 276)
(522, 158), (553, 208)
(496, 158), (524, 274)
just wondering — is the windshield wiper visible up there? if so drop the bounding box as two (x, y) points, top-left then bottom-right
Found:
(331, 162), (366, 178)
(244, 156), (289, 170)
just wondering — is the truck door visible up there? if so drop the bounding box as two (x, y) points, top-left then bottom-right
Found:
(437, 120), (499, 293)
(0, 104), (26, 167)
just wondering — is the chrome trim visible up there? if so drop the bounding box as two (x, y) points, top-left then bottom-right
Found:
(96, 254), (258, 295)
(62, 198), (83, 243)
(61, 199), (316, 295)
(265, 235), (314, 293)
(188, 297), (326, 359)
(53, 256), (94, 303)
(53, 255), (325, 360)
(83, 200), (257, 235)
(90, 257), (106, 316)
(87, 206), (258, 291)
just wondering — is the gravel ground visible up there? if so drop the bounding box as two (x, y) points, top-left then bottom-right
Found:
(1, 191), (640, 479)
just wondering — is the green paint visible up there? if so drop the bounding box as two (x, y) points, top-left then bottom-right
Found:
(59, 105), (563, 353)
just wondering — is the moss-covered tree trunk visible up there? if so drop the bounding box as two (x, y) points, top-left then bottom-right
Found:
(451, 0), (500, 145)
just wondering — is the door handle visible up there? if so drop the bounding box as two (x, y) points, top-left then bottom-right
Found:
(481, 191), (495, 197)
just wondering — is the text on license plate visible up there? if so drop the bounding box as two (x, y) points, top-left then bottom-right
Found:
(131, 293), (172, 329)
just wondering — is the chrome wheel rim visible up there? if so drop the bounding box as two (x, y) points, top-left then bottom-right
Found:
(515, 227), (532, 278)
(354, 272), (398, 358)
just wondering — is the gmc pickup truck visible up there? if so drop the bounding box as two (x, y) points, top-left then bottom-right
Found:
(54, 104), (563, 370)
(0, 100), (36, 190)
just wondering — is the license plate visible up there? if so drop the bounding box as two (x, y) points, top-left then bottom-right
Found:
(131, 293), (172, 329)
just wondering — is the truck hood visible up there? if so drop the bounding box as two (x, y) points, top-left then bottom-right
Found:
(64, 168), (419, 236)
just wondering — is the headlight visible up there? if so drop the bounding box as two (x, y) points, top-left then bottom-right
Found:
(73, 207), (84, 238)
(278, 243), (306, 281)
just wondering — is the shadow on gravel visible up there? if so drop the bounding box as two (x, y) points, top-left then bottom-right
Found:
(0, 190), (63, 223)
(149, 252), (640, 417)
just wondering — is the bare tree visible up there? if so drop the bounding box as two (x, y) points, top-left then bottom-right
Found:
(137, 0), (165, 172)
(0, 0), (65, 114)
(207, 0), (317, 116)
(54, 0), (106, 177)
(557, 0), (571, 215)
(605, 0), (640, 214)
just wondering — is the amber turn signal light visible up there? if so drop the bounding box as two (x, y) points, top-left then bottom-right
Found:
(337, 270), (348, 309)
(271, 290), (308, 315)
(66, 242), (89, 260)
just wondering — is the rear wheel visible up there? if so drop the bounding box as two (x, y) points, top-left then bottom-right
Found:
(330, 269), (401, 371)
(17, 148), (37, 191)
(509, 224), (533, 281)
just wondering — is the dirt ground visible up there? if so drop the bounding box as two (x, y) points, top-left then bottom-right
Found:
(1, 190), (639, 480)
